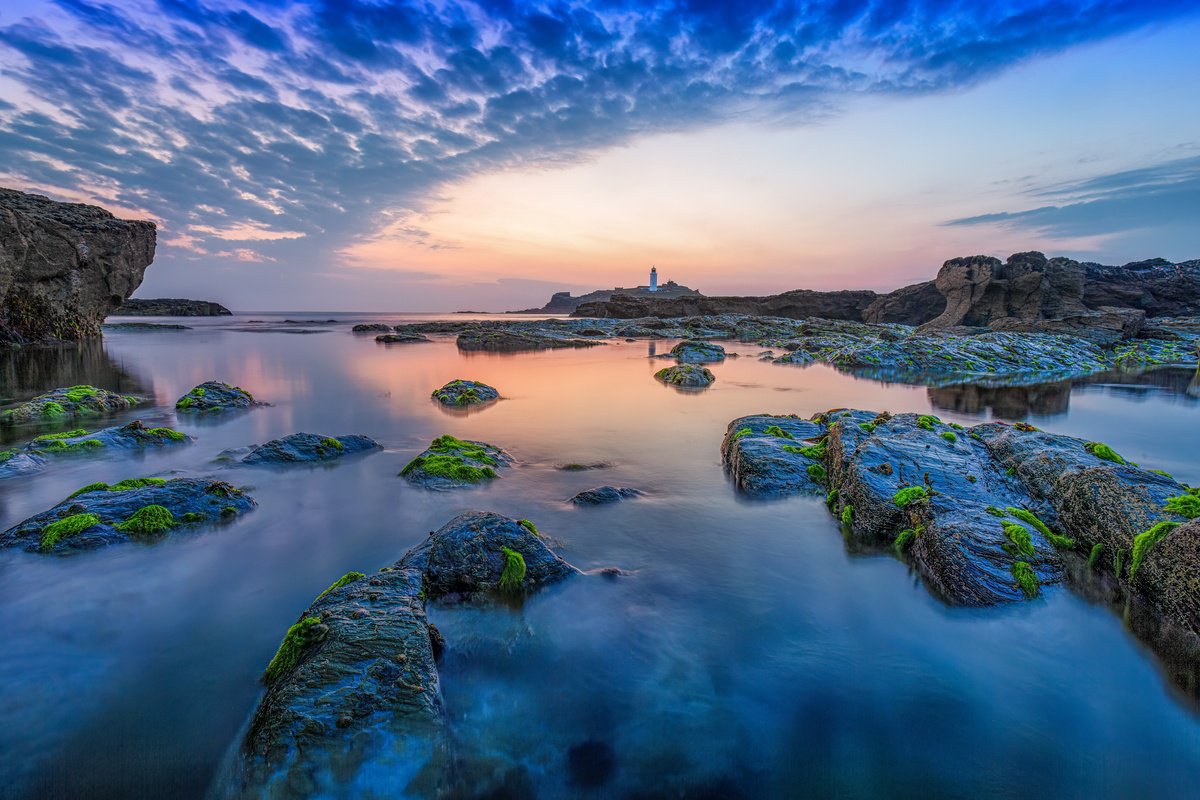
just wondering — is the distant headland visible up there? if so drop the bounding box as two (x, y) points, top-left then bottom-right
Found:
(510, 265), (702, 314)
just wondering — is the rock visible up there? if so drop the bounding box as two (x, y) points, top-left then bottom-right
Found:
(0, 448), (45, 479)
(509, 281), (702, 314)
(375, 332), (430, 344)
(175, 381), (259, 412)
(653, 364), (715, 388)
(0, 476), (255, 553)
(1, 385), (139, 426)
(573, 289), (877, 321)
(456, 329), (602, 352)
(351, 323), (392, 333)
(223, 433), (380, 465)
(237, 512), (579, 797)
(921, 252), (1087, 330)
(668, 339), (726, 363)
(103, 322), (191, 331)
(399, 435), (512, 489)
(431, 380), (500, 407)
(987, 306), (1145, 344)
(569, 486), (643, 505)
(723, 409), (1200, 638)
(1082, 258), (1200, 317)
(113, 298), (230, 316)
(1, 188), (156, 345)
(862, 280), (945, 325)
(2, 420), (191, 477)
(557, 462), (611, 471)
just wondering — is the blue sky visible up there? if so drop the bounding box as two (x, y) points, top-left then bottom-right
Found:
(1, 1), (1198, 310)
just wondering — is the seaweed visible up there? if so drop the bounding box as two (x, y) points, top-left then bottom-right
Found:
(1129, 522), (1181, 580)
(1006, 507), (1075, 549)
(115, 505), (175, 535)
(1011, 561), (1039, 598)
(315, 571), (366, 602)
(892, 486), (928, 508)
(498, 546), (527, 594)
(40, 513), (101, 551)
(262, 616), (324, 684)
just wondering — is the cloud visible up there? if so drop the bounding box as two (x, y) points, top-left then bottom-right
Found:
(1, 0), (1197, 294)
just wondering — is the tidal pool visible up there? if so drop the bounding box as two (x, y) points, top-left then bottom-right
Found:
(1, 314), (1198, 799)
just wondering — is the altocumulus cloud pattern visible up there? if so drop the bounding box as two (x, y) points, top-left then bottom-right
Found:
(0, 0), (1195, 267)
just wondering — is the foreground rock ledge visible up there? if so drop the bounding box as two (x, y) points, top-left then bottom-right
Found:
(235, 511), (580, 798)
(722, 411), (1199, 637)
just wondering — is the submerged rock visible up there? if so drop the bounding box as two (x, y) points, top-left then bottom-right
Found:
(175, 381), (259, 412)
(0, 421), (191, 477)
(669, 339), (726, 363)
(0, 476), (255, 553)
(456, 328), (602, 352)
(400, 434), (512, 489)
(654, 364), (715, 388)
(237, 511), (579, 797)
(376, 332), (430, 344)
(570, 486), (643, 505)
(0, 448), (45, 479)
(350, 323), (392, 333)
(1, 385), (139, 426)
(723, 410), (1200, 631)
(431, 379), (500, 407)
(223, 433), (380, 465)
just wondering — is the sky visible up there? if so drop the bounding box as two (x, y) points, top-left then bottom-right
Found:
(1, 1), (1198, 311)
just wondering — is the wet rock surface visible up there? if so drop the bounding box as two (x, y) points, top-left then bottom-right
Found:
(431, 379), (500, 407)
(400, 435), (512, 489)
(175, 381), (259, 412)
(238, 511), (579, 798)
(1, 384), (139, 426)
(0, 421), (191, 477)
(654, 364), (715, 388)
(457, 328), (602, 352)
(376, 332), (431, 344)
(723, 410), (1200, 635)
(351, 323), (392, 333)
(1, 188), (156, 345)
(668, 339), (726, 363)
(569, 486), (644, 505)
(222, 433), (380, 465)
(0, 476), (255, 553)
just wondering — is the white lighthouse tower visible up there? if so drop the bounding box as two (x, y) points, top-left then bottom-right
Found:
(649, 265), (659, 292)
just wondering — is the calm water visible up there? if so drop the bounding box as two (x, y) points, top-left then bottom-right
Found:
(2, 314), (1198, 799)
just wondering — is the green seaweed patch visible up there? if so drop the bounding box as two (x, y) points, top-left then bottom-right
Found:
(893, 527), (919, 552)
(179, 512), (206, 523)
(1011, 561), (1039, 598)
(41, 401), (66, 418)
(840, 505), (853, 526)
(732, 427), (752, 440)
(1147, 469), (1174, 479)
(0, 449), (15, 463)
(112, 477), (168, 491)
(176, 396), (194, 409)
(320, 437), (344, 451)
(402, 454), (497, 483)
(1087, 543), (1104, 570)
(64, 386), (100, 403)
(40, 438), (105, 453)
(1002, 522), (1034, 557)
(825, 489), (838, 507)
(498, 546), (527, 595)
(807, 463), (826, 483)
(917, 415), (939, 431)
(1164, 494), (1200, 519)
(1129, 522), (1181, 580)
(764, 425), (793, 439)
(892, 486), (928, 508)
(858, 422), (876, 434)
(985, 505), (1007, 518)
(1084, 441), (1126, 465)
(940, 431), (957, 443)
(315, 571), (365, 602)
(518, 518), (539, 536)
(262, 616), (324, 684)
(34, 428), (89, 441)
(1006, 507), (1074, 549)
(116, 505), (175, 535)
(148, 427), (186, 441)
(40, 513), (101, 551)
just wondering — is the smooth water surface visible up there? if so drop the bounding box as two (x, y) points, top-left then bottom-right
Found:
(2, 314), (1198, 799)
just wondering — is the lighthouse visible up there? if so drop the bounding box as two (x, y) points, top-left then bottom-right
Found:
(649, 265), (658, 292)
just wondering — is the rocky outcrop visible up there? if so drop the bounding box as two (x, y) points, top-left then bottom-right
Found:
(722, 411), (1200, 680)
(431, 379), (500, 407)
(569, 486), (643, 505)
(1082, 258), (1200, 317)
(457, 328), (602, 352)
(113, 298), (229, 316)
(511, 280), (702, 314)
(574, 289), (877, 321)
(1, 421), (191, 479)
(862, 280), (945, 325)
(654, 364), (715, 388)
(0, 476), (255, 553)
(400, 435), (512, 489)
(175, 381), (260, 412)
(351, 323), (392, 333)
(237, 511), (580, 797)
(376, 332), (430, 344)
(220, 433), (380, 465)
(1, 384), (140, 426)
(668, 339), (726, 363)
(1, 188), (156, 344)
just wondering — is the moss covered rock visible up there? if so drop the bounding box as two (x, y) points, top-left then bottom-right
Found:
(668, 339), (726, 363)
(654, 363), (715, 388)
(175, 381), (259, 412)
(1, 385), (139, 426)
(431, 379), (500, 407)
(0, 476), (255, 553)
(224, 432), (380, 465)
(400, 434), (511, 489)
(375, 331), (430, 344)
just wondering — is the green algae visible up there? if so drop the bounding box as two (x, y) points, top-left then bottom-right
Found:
(40, 438), (105, 453)
(176, 396), (194, 409)
(40, 513), (101, 551)
(841, 505), (853, 525)
(985, 505), (1007, 517)
(179, 512), (206, 523)
(518, 518), (539, 536)
(315, 571), (365, 602)
(64, 386), (99, 403)
(111, 477), (167, 491)
(892, 486), (928, 508)
(1002, 522), (1035, 557)
(1087, 543), (1104, 570)
(807, 463), (826, 483)
(1129, 522), (1181, 580)
(1164, 494), (1200, 519)
(115, 505), (175, 535)
(1006, 507), (1075, 549)
(732, 427), (752, 440)
(1084, 441), (1126, 464)
(41, 401), (66, 418)
(764, 425), (793, 439)
(917, 415), (939, 431)
(498, 546), (527, 595)
(1011, 561), (1039, 598)
(401, 435), (501, 484)
(893, 527), (918, 552)
(320, 437), (344, 451)
(858, 421), (876, 433)
(34, 428), (88, 441)
(825, 489), (838, 507)
(262, 616), (324, 683)
(940, 431), (957, 443)
(148, 427), (186, 441)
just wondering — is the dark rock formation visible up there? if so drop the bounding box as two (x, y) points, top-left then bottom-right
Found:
(0, 476), (255, 553)
(237, 511), (580, 796)
(1, 384), (140, 426)
(574, 289), (877, 321)
(862, 280), (945, 325)
(512, 280), (702, 314)
(351, 323), (392, 333)
(654, 364), (715, 388)
(113, 298), (229, 316)
(222, 433), (380, 465)
(376, 332), (430, 344)
(431, 379), (500, 407)
(668, 339), (726, 363)
(1, 188), (156, 344)
(399, 435), (512, 489)
(569, 486), (643, 505)
(103, 322), (191, 331)
(1082, 258), (1200, 317)
(2, 421), (188, 478)
(723, 410), (1200, 643)
(175, 381), (259, 412)
(457, 328), (602, 352)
